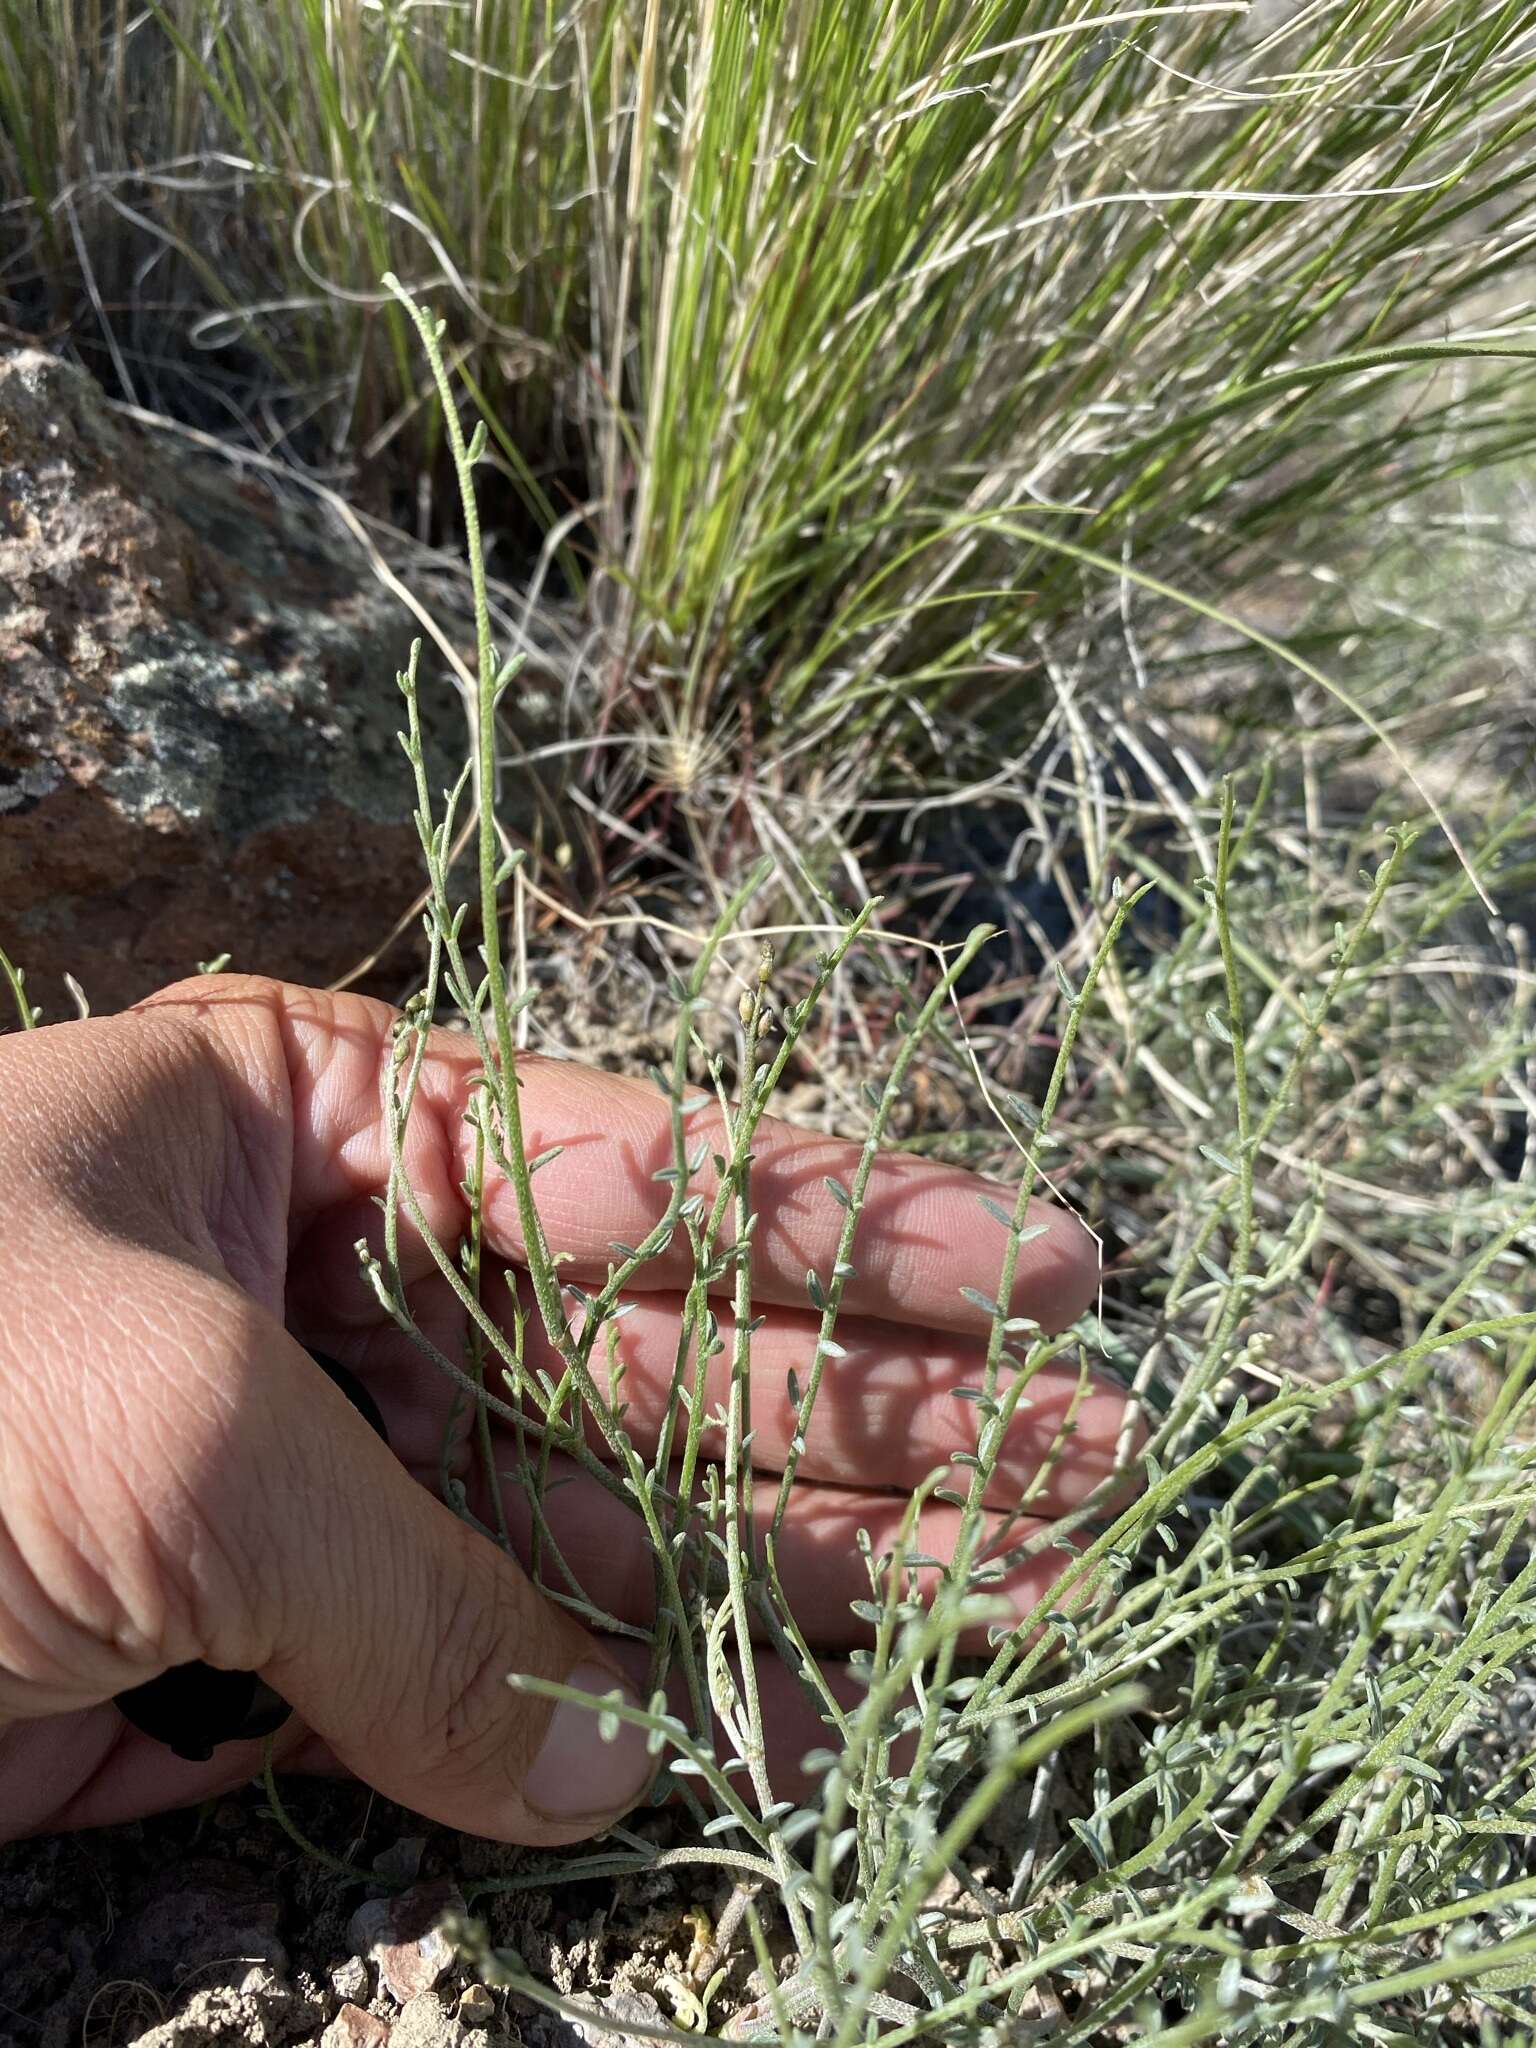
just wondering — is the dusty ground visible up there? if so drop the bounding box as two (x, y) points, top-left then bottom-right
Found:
(0, 1771), (742, 2048)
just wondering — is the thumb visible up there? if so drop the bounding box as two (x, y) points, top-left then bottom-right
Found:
(225, 1324), (655, 1847)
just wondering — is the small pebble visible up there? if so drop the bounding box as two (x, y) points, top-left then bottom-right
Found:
(458, 1985), (495, 2026)
(332, 1955), (372, 2003)
(322, 2003), (392, 2048)
(391, 1991), (451, 2048)
(347, 1881), (464, 2006)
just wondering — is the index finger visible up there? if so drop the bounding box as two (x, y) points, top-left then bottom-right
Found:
(482, 1060), (1098, 1336)
(134, 977), (1096, 1339)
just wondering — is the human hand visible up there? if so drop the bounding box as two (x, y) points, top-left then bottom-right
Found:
(0, 976), (1134, 1845)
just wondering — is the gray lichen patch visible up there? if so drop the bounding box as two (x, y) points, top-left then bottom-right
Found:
(103, 605), (413, 836)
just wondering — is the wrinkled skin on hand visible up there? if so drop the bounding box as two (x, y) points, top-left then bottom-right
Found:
(0, 976), (1137, 1845)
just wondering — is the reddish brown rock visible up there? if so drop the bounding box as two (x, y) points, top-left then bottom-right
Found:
(348, 1881), (465, 2006)
(322, 2004), (393, 2048)
(0, 348), (558, 1017)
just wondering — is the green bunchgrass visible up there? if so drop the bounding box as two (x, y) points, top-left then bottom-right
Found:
(247, 291), (1532, 2045)
(4, 1), (1536, 815)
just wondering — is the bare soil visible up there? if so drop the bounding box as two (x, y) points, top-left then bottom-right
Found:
(0, 1774), (723, 2048)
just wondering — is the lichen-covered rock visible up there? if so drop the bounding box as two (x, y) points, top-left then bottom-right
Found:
(0, 348), (556, 1015)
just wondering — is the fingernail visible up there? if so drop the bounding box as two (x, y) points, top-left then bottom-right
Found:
(525, 1662), (652, 1821)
